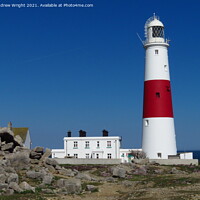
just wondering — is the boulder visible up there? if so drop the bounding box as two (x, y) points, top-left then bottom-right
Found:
(0, 174), (7, 183)
(33, 147), (44, 154)
(5, 167), (16, 173)
(86, 185), (98, 192)
(26, 171), (45, 180)
(5, 188), (14, 195)
(5, 151), (30, 170)
(75, 172), (91, 180)
(45, 158), (58, 167)
(42, 175), (53, 185)
(6, 173), (19, 184)
(41, 188), (54, 194)
(1, 142), (14, 151)
(170, 167), (186, 174)
(58, 169), (75, 177)
(56, 178), (82, 194)
(14, 135), (23, 147)
(40, 148), (51, 161)
(19, 181), (35, 193)
(30, 159), (40, 164)
(0, 183), (8, 190)
(133, 166), (147, 175)
(44, 163), (56, 173)
(0, 151), (5, 156)
(9, 182), (22, 193)
(30, 151), (42, 159)
(13, 146), (30, 153)
(112, 167), (126, 178)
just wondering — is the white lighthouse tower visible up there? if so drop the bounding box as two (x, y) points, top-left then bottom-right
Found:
(142, 15), (177, 159)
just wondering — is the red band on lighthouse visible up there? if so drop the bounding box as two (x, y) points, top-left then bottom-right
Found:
(143, 80), (174, 118)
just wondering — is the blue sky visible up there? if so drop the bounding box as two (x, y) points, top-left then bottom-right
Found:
(0, 0), (200, 150)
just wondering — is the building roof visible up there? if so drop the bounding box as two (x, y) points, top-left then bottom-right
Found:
(12, 128), (29, 143)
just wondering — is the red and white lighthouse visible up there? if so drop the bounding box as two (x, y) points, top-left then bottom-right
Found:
(142, 15), (177, 159)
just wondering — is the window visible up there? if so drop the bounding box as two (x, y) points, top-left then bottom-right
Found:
(73, 141), (78, 148)
(145, 120), (149, 127)
(67, 154), (70, 157)
(152, 26), (164, 38)
(107, 141), (111, 148)
(155, 49), (159, 54)
(74, 154), (78, 158)
(121, 153), (124, 157)
(164, 65), (168, 72)
(85, 141), (90, 148)
(166, 86), (171, 92)
(156, 92), (160, 98)
(107, 153), (112, 159)
(97, 141), (100, 148)
(85, 154), (89, 159)
(157, 153), (162, 158)
(96, 154), (99, 159)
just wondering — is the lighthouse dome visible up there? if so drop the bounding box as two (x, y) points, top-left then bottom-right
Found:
(147, 18), (164, 28)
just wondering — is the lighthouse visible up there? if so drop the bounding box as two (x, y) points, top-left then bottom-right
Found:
(142, 15), (177, 159)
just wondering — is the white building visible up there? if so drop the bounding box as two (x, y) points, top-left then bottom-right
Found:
(52, 130), (139, 163)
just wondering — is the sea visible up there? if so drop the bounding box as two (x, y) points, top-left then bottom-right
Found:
(178, 150), (200, 160)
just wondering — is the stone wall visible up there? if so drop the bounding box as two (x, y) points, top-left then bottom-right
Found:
(54, 158), (121, 165)
(149, 159), (199, 166)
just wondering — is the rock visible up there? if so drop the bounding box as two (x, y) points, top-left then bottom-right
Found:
(30, 151), (42, 159)
(122, 180), (133, 187)
(0, 151), (5, 156)
(45, 158), (58, 167)
(58, 168), (75, 177)
(86, 185), (98, 192)
(14, 135), (23, 146)
(6, 173), (18, 184)
(56, 178), (82, 194)
(9, 182), (22, 193)
(112, 167), (126, 178)
(0, 174), (7, 183)
(76, 172), (92, 180)
(41, 188), (54, 194)
(133, 166), (147, 175)
(26, 171), (45, 180)
(55, 165), (62, 170)
(44, 163), (56, 173)
(42, 175), (53, 185)
(105, 177), (116, 182)
(1, 142), (14, 151)
(19, 181), (35, 193)
(33, 147), (44, 154)
(5, 167), (16, 173)
(5, 188), (14, 195)
(0, 183), (8, 190)
(132, 158), (149, 165)
(170, 167), (186, 174)
(5, 151), (30, 170)
(13, 146), (30, 153)
(30, 159), (40, 164)
(40, 148), (51, 161)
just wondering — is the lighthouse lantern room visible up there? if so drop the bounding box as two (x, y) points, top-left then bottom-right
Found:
(142, 15), (177, 159)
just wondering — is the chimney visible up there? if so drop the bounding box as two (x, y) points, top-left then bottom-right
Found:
(8, 121), (12, 130)
(102, 129), (108, 137)
(67, 131), (71, 137)
(79, 130), (86, 137)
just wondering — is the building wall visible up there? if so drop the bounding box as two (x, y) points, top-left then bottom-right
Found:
(179, 152), (193, 159)
(64, 136), (121, 159)
(24, 130), (31, 149)
(52, 149), (65, 158)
